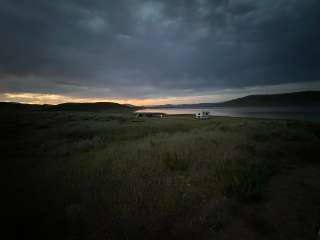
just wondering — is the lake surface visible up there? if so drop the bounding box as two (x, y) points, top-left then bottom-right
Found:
(137, 107), (320, 122)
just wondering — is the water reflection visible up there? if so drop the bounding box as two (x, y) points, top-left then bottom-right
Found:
(136, 107), (320, 122)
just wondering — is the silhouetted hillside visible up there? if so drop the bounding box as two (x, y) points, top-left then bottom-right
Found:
(0, 102), (137, 112)
(48, 102), (134, 111)
(220, 91), (320, 107)
(149, 91), (320, 108)
(0, 102), (43, 111)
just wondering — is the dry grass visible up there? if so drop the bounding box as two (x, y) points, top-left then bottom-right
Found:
(1, 110), (320, 239)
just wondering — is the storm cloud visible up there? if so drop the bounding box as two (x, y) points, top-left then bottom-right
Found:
(0, 0), (320, 102)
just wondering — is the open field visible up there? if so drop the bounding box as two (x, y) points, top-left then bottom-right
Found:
(2, 109), (320, 240)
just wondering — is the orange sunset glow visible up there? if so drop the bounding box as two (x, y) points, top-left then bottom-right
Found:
(1, 92), (229, 106)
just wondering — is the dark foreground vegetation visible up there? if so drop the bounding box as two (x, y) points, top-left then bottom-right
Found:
(2, 108), (320, 240)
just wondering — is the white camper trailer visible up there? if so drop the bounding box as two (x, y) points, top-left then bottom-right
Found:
(195, 111), (210, 119)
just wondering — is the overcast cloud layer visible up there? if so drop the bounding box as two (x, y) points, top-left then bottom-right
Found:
(0, 0), (320, 103)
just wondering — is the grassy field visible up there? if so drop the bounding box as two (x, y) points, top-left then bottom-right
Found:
(2, 109), (320, 239)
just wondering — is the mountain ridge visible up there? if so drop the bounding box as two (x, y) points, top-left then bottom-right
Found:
(0, 101), (138, 111)
(147, 91), (320, 108)
(1, 91), (320, 110)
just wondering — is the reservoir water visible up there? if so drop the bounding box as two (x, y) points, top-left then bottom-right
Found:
(137, 107), (320, 122)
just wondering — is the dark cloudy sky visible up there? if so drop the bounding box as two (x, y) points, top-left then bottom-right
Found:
(0, 0), (320, 105)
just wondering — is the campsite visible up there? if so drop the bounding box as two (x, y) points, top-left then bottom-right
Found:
(2, 0), (320, 238)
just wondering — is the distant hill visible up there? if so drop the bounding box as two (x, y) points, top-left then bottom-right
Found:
(2, 91), (320, 111)
(0, 102), (137, 112)
(0, 102), (43, 111)
(219, 91), (320, 107)
(148, 91), (320, 108)
(48, 102), (134, 111)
